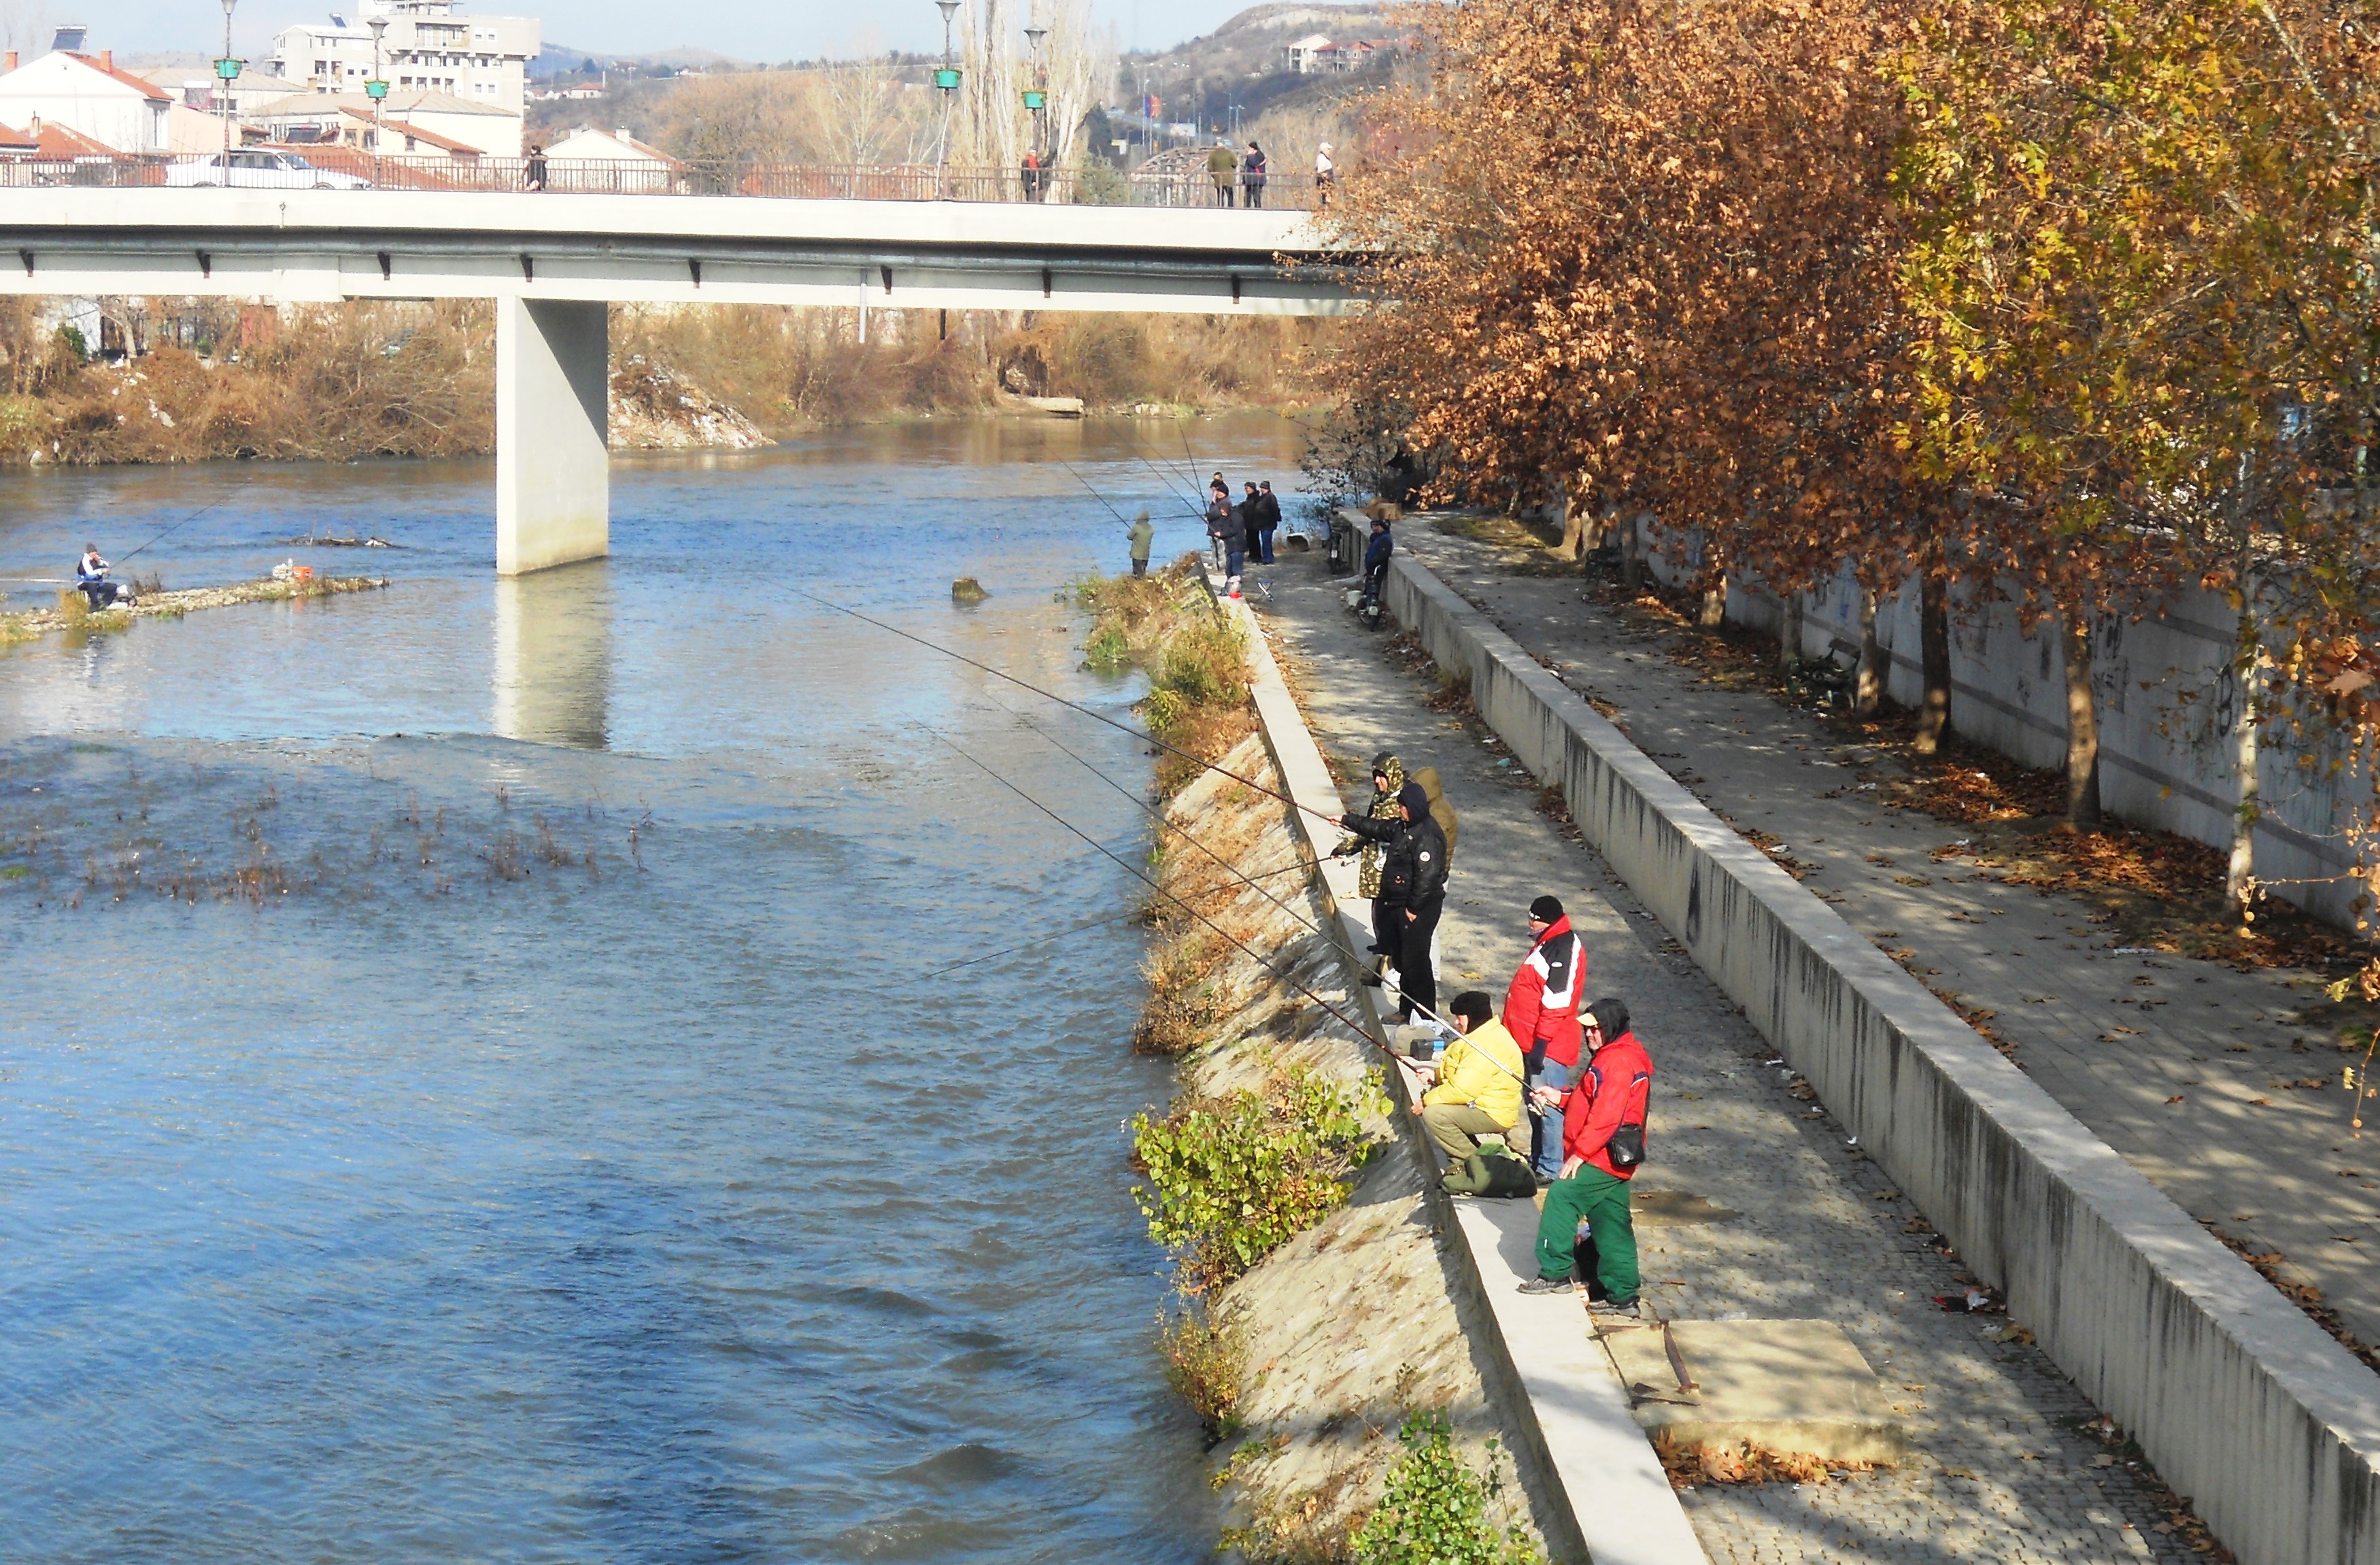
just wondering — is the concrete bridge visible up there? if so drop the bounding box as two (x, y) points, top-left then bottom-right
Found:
(0, 188), (1353, 573)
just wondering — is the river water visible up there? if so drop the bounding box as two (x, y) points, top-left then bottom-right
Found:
(0, 414), (1304, 1564)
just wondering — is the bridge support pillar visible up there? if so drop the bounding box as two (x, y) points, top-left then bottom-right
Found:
(496, 298), (609, 576)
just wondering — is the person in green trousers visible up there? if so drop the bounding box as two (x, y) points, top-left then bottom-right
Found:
(1519, 998), (1654, 1313)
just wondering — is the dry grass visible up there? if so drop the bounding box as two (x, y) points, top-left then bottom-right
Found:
(1650, 1430), (1883, 1489)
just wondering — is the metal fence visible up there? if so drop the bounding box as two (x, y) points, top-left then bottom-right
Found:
(0, 152), (1324, 210)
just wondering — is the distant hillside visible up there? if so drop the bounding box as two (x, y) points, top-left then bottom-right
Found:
(1121, 1), (1399, 142)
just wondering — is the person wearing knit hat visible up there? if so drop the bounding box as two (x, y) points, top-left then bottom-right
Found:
(1329, 777), (1450, 1024)
(1505, 893), (1588, 1187)
(1331, 752), (1406, 979)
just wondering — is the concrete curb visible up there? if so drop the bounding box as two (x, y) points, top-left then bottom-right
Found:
(1204, 571), (1709, 1565)
(1380, 552), (2380, 1565)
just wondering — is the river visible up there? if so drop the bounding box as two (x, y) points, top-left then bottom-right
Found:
(0, 414), (1306, 1564)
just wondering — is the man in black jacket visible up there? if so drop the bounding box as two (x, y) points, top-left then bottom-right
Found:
(1331, 780), (1449, 1023)
(1255, 480), (1282, 564)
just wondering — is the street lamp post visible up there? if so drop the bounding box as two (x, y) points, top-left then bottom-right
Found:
(365, 15), (390, 188)
(934, 0), (961, 201)
(214, 0), (240, 168)
(1021, 22), (1047, 202)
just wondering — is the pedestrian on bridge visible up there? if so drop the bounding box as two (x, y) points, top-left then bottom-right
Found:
(1207, 141), (1238, 207)
(1315, 141), (1335, 209)
(525, 144), (547, 193)
(1242, 142), (1268, 209)
(1520, 999), (1652, 1315)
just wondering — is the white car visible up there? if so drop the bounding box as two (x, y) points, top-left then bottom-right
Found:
(165, 150), (371, 191)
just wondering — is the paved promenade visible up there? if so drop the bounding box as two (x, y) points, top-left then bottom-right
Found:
(1386, 526), (2380, 1360)
(1257, 555), (2205, 1563)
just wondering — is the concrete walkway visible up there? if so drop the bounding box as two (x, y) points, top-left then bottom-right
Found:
(1254, 554), (2199, 1564)
(1384, 525), (2380, 1361)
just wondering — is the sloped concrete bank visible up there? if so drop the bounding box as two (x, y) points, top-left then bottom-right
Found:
(1140, 731), (1559, 1558)
(1176, 576), (1709, 1565)
(1379, 550), (2380, 1565)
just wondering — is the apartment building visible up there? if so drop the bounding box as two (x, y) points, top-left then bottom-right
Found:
(271, 0), (540, 116)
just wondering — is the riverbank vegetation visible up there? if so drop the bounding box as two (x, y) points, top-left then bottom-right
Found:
(0, 297), (1328, 467)
(1078, 569), (1544, 1560)
(1325, 0), (2380, 976)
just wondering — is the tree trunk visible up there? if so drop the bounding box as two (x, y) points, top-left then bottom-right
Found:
(1698, 554), (1727, 628)
(1557, 479), (1588, 561)
(1619, 509), (1643, 591)
(1913, 574), (1952, 755)
(2226, 562), (2260, 924)
(2061, 607), (2104, 830)
(1854, 587), (1884, 716)
(1777, 591), (1803, 673)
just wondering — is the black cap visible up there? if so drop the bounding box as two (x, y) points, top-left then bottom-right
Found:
(1529, 895), (1563, 922)
(1449, 991), (1493, 1026)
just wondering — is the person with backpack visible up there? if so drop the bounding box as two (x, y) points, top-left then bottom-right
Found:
(1241, 141), (1268, 209)
(1414, 990), (1523, 1169)
(1519, 998), (1652, 1314)
(1504, 895), (1586, 1188)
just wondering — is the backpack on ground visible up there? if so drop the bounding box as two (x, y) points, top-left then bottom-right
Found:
(1444, 1141), (1536, 1198)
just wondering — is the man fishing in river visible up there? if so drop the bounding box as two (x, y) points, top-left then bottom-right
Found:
(75, 542), (135, 609)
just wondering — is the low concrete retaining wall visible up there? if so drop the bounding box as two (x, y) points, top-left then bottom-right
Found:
(1211, 574), (1710, 1565)
(1383, 552), (2380, 1565)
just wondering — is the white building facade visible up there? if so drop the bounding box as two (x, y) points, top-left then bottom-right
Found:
(270, 0), (539, 116)
(0, 44), (172, 152)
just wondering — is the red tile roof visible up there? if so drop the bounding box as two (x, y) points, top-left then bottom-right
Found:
(65, 52), (173, 102)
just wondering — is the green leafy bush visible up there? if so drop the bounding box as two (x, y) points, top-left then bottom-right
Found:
(1131, 1064), (1381, 1289)
(1350, 1413), (1541, 1565)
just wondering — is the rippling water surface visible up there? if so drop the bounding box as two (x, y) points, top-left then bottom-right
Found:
(0, 415), (1304, 1563)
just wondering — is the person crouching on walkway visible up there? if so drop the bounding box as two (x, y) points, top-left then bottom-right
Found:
(1329, 780), (1448, 1024)
(1520, 998), (1652, 1315)
(1416, 990), (1523, 1171)
(1504, 894), (1586, 1188)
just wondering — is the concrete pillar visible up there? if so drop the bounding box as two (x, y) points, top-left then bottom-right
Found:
(496, 298), (608, 575)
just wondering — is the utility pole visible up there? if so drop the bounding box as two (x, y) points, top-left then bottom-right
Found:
(934, 0), (961, 200)
(214, 0), (240, 170)
(365, 14), (390, 188)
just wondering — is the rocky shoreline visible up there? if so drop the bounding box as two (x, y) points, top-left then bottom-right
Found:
(0, 573), (391, 645)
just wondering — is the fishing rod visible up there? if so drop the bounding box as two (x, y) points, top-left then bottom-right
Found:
(912, 718), (1402, 1054)
(117, 475), (258, 565)
(787, 585), (1340, 830)
(1057, 458), (1132, 525)
(1127, 433), (1208, 514)
(919, 860), (1315, 983)
(950, 688), (1464, 1037)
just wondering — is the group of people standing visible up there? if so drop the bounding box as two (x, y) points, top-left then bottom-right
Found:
(1204, 141), (1270, 208)
(1205, 476), (1282, 599)
(1325, 753), (1655, 1315)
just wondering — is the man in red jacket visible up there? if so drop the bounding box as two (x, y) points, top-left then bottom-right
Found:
(1519, 998), (1652, 1313)
(1503, 894), (1585, 1187)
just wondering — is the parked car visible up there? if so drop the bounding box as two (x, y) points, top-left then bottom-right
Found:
(165, 150), (370, 191)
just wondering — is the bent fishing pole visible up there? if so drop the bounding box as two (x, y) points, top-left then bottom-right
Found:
(915, 719), (1395, 1054)
(787, 586), (1340, 831)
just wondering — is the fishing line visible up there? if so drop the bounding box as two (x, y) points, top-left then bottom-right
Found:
(911, 718), (1399, 1051)
(787, 585), (1338, 828)
(118, 474), (259, 564)
(918, 860), (1315, 983)
(1056, 458), (1133, 524)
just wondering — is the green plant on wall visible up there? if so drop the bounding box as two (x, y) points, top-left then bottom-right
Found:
(1350, 1412), (1542, 1565)
(1130, 1064), (1381, 1290)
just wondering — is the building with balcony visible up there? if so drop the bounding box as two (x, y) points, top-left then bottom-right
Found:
(270, 0), (539, 118)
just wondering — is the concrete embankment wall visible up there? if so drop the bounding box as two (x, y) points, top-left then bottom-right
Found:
(1632, 533), (2362, 928)
(1382, 551), (2380, 1565)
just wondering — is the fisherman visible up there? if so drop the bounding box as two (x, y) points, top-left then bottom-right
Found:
(1216, 486), (1250, 599)
(1255, 479), (1282, 564)
(1205, 482), (1233, 571)
(1504, 895), (1586, 1188)
(1127, 508), (1154, 577)
(1332, 751), (1405, 984)
(1241, 482), (1266, 567)
(1520, 998), (1653, 1314)
(1413, 990), (1525, 1171)
(1329, 779), (1448, 1025)
(74, 542), (133, 609)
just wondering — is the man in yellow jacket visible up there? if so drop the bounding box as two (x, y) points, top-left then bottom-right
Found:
(1418, 991), (1525, 1166)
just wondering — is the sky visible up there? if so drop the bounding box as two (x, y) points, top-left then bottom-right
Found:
(22, 0), (1271, 62)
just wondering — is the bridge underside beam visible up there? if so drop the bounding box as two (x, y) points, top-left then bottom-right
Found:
(496, 297), (607, 577)
(0, 242), (1351, 318)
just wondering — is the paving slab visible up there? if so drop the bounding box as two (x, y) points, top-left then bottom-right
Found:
(1605, 1319), (1907, 1467)
(1388, 524), (2380, 1359)
(1250, 545), (2213, 1565)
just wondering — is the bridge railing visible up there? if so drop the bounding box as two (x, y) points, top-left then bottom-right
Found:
(0, 152), (1325, 211)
